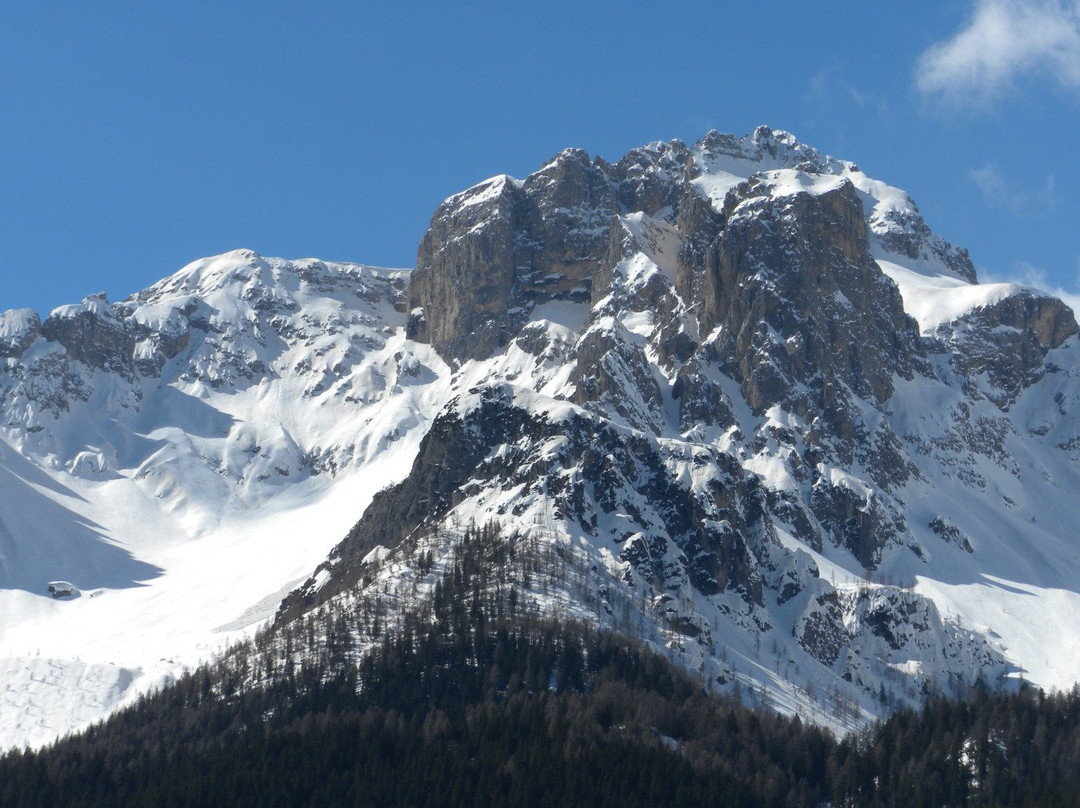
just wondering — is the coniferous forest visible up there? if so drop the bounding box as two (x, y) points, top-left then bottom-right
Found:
(4, 525), (1080, 807)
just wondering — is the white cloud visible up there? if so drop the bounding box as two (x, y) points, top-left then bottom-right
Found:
(917, 0), (1080, 107)
(808, 69), (829, 97)
(968, 163), (1056, 211)
(1012, 259), (1054, 286)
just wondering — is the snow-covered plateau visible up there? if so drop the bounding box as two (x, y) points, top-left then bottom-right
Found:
(3, 128), (1080, 746)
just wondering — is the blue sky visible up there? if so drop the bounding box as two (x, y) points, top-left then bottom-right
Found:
(3, 1), (1080, 315)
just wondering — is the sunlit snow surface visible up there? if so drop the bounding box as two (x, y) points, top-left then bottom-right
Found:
(875, 255), (1023, 334)
(0, 251), (453, 748)
(3, 131), (1080, 747)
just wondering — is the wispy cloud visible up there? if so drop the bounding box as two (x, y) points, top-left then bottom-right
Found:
(968, 163), (1056, 212)
(805, 68), (890, 117)
(983, 259), (1080, 313)
(969, 165), (1011, 202)
(917, 0), (1080, 108)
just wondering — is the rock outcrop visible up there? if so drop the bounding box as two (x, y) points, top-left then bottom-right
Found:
(702, 176), (922, 412)
(938, 290), (1078, 407)
(0, 309), (42, 359)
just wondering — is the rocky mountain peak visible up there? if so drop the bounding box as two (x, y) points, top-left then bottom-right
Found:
(406, 129), (931, 406)
(0, 250), (417, 493)
(5, 128), (1080, 750)
(306, 128), (1080, 728)
(694, 126), (837, 173)
(934, 288), (1078, 407)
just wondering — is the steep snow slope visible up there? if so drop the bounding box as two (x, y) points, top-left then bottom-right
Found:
(0, 251), (450, 748)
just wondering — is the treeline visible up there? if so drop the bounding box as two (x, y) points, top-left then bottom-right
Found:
(833, 687), (1080, 807)
(3, 524), (1080, 807)
(0, 524), (832, 808)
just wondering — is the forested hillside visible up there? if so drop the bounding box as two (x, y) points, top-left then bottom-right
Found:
(4, 525), (1080, 807)
(0, 525), (834, 808)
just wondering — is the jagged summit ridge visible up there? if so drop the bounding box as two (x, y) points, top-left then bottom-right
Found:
(407, 127), (994, 369)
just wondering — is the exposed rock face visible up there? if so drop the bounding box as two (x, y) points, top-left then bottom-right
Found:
(406, 133), (937, 438)
(611, 139), (692, 217)
(42, 295), (138, 377)
(795, 584), (1000, 695)
(408, 140), (708, 365)
(673, 191), (724, 304)
(672, 352), (737, 432)
(407, 151), (619, 362)
(568, 323), (665, 435)
(702, 177), (922, 412)
(284, 382), (776, 626)
(936, 291), (1078, 407)
(871, 205), (978, 283)
(929, 516), (974, 553)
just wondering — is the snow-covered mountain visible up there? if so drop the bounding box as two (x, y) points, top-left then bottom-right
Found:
(0, 252), (452, 747)
(3, 127), (1080, 747)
